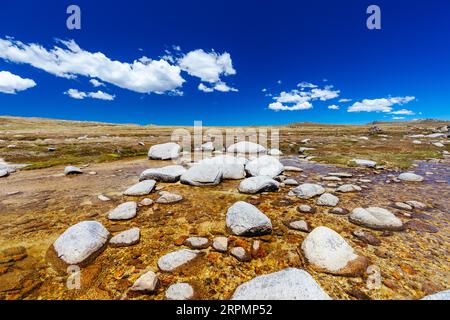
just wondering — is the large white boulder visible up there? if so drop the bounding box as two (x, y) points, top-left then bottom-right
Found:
(245, 155), (284, 178)
(199, 155), (247, 180)
(148, 142), (181, 160)
(238, 176), (280, 194)
(226, 201), (272, 236)
(301, 226), (367, 276)
(53, 221), (110, 265)
(231, 268), (331, 300)
(227, 141), (266, 154)
(180, 163), (223, 186)
(140, 165), (186, 182)
(349, 207), (403, 231)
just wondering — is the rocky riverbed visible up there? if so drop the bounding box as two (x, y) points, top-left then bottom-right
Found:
(0, 150), (449, 300)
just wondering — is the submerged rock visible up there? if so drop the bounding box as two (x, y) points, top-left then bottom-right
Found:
(230, 247), (251, 262)
(301, 226), (368, 276)
(183, 237), (210, 249)
(212, 237), (228, 252)
(180, 164), (223, 186)
(157, 249), (199, 272)
(107, 202), (137, 220)
(316, 193), (339, 207)
(123, 180), (156, 196)
(238, 176), (280, 194)
(165, 283), (195, 300)
(231, 268), (331, 300)
(53, 221), (110, 265)
(148, 142), (181, 160)
(245, 155), (284, 178)
(349, 207), (403, 231)
(131, 271), (159, 292)
(336, 184), (362, 193)
(140, 165), (186, 182)
(352, 229), (381, 246)
(110, 227), (140, 247)
(156, 191), (183, 204)
(289, 183), (325, 199)
(226, 201), (272, 236)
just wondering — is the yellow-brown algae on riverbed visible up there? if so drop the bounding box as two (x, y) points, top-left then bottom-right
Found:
(0, 155), (449, 300)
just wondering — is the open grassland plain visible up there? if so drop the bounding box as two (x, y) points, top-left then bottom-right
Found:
(0, 116), (449, 300)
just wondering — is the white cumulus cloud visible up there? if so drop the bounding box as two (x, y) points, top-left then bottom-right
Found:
(0, 37), (184, 94)
(348, 96), (415, 113)
(268, 101), (312, 111)
(178, 49), (235, 84)
(328, 105), (340, 110)
(0, 70), (36, 94)
(268, 82), (340, 111)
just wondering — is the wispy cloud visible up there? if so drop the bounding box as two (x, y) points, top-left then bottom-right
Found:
(0, 70), (36, 94)
(390, 108), (415, 115)
(328, 104), (340, 110)
(89, 79), (104, 88)
(64, 89), (115, 101)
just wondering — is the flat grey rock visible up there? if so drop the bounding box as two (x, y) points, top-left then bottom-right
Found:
(245, 155), (284, 178)
(148, 142), (181, 160)
(0, 169), (9, 178)
(108, 202), (137, 220)
(231, 268), (331, 300)
(226, 201), (272, 236)
(110, 227), (140, 247)
(349, 207), (403, 230)
(157, 249), (199, 272)
(289, 183), (325, 199)
(53, 221), (110, 265)
(140, 165), (186, 182)
(123, 180), (156, 196)
(180, 163), (223, 186)
(238, 176), (280, 194)
(336, 184), (362, 193)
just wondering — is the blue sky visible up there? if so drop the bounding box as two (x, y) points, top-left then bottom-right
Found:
(0, 0), (449, 125)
